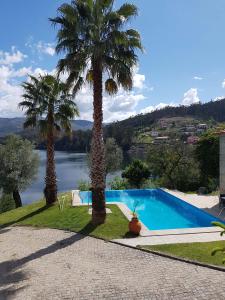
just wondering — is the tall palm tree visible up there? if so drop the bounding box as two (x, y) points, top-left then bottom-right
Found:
(19, 74), (79, 205)
(50, 0), (143, 224)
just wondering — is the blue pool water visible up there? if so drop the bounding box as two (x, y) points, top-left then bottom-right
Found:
(80, 189), (223, 230)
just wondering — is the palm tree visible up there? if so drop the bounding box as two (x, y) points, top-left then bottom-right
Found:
(19, 74), (79, 205)
(50, 0), (143, 224)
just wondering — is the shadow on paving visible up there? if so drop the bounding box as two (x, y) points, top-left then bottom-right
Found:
(0, 286), (26, 300)
(0, 222), (97, 299)
(203, 203), (225, 220)
(0, 228), (11, 235)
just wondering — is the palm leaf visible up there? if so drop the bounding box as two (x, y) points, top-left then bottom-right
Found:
(72, 77), (84, 97)
(117, 3), (138, 19)
(105, 78), (118, 95)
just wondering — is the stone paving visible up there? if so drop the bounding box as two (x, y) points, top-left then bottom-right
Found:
(0, 227), (225, 300)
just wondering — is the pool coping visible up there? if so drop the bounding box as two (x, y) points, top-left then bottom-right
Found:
(71, 189), (223, 239)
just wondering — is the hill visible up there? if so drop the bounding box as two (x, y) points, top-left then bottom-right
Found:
(0, 118), (93, 137)
(107, 98), (225, 130)
(104, 99), (225, 152)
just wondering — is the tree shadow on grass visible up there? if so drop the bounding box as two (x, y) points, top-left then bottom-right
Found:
(0, 206), (49, 229)
(0, 221), (97, 298)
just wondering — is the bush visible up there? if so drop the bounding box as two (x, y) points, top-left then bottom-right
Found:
(141, 179), (159, 189)
(122, 160), (150, 189)
(110, 176), (128, 190)
(0, 193), (15, 213)
(78, 180), (91, 191)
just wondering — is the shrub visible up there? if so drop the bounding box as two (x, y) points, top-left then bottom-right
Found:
(122, 160), (150, 189)
(0, 193), (15, 213)
(78, 180), (91, 191)
(110, 176), (128, 190)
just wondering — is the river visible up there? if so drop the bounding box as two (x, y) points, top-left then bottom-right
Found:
(21, 150), (119, 205)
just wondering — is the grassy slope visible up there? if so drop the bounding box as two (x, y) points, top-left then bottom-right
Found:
(141, 242), (225, 266)
(0, 193), (129, 240)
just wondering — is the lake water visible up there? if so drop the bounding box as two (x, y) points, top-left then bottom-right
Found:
(21, 150), (119, 205)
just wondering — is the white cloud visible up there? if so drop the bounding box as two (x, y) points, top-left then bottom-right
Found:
(193, 76), (203, 80)
(133, 73), (145, 89)
(25, 37), (55, 57)
(140, 88), (201, 116)
(72, 86), (146, 122)
(0, 47), (26, 65)
(140, 102), (176, 114)
(213, 96), (225, 101)
(36, 41), (55, 56)
(0, 55), (147, 122)
(11, 67), (32, 77)
(182, 88), (200, 105)
(132, 66), (146, 90)
(222, 79), (225, 88)
(57, 67), (147, 122)
(0, 65), (23, 117)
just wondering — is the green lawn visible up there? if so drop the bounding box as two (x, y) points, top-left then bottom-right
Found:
(141, 242), (225, 267)
(0, 193), (129, 240)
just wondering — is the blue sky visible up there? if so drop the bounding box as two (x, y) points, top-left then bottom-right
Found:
(1, 0), (225, 121)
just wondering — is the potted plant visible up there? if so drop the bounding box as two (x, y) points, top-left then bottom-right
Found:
(129, 212), (142, 235)
(129, 201), (142, 236)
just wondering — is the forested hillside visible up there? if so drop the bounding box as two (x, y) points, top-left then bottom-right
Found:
(1, 99), (225, 152)
(106, 99), (225, 130)
(0, 118), (92, 137)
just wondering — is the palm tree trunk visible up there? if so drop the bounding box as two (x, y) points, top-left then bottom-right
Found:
(13, 189), (22, 208)
(44, 109), (57, 205)
(91, 59), (106, 225)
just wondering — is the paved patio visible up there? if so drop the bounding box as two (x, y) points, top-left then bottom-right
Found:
(0, 227), (225, 300)
(164, 189), (224, 219)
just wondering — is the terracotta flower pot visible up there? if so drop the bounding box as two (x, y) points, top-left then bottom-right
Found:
(129, 217), (142, 235)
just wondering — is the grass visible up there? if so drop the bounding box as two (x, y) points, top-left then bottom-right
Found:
(141, 242), (225, 266)
(0, 192), (129, 240)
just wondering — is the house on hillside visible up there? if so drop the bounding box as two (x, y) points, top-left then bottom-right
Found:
(158, 120), (167, 129)
(154, 136), (169, 144)
(151, 131), (159, 137)
(198, 123), (207, 129)
(187, 136), (199, 144)
(185, 125), (196, 132)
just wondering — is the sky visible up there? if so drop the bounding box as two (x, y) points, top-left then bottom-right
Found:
(1, 0), (225, 122)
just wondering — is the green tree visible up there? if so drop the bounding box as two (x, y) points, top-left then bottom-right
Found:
(122, 160), (150, 189)
(147, 143), (201, 191)
(0, 194), (15, 213)
(0, 135), (39, 208)
(19, 74), (79, 205)
(50, 0), (142, 224)
(88, 138), (123, 179)
(195, 131), (219, 188)
(105, 138), (123, 177)
(110, 176), (128, 190)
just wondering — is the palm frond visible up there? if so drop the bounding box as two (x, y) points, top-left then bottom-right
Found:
(105, 78), (118, 95)
(38, 120), (48, 137)
(86, 69), (93, 84)
(23, 116), (37, 129)
(117, 3), (138, 19)
(72, 77), (84, 97)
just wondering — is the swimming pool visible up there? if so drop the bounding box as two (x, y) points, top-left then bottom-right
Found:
(80, 189), (223, 230)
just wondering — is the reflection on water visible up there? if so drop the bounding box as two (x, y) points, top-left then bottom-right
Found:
(21, 150), (120, 205)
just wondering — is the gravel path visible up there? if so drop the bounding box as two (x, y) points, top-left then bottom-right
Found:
(0, 227), (225, 300)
